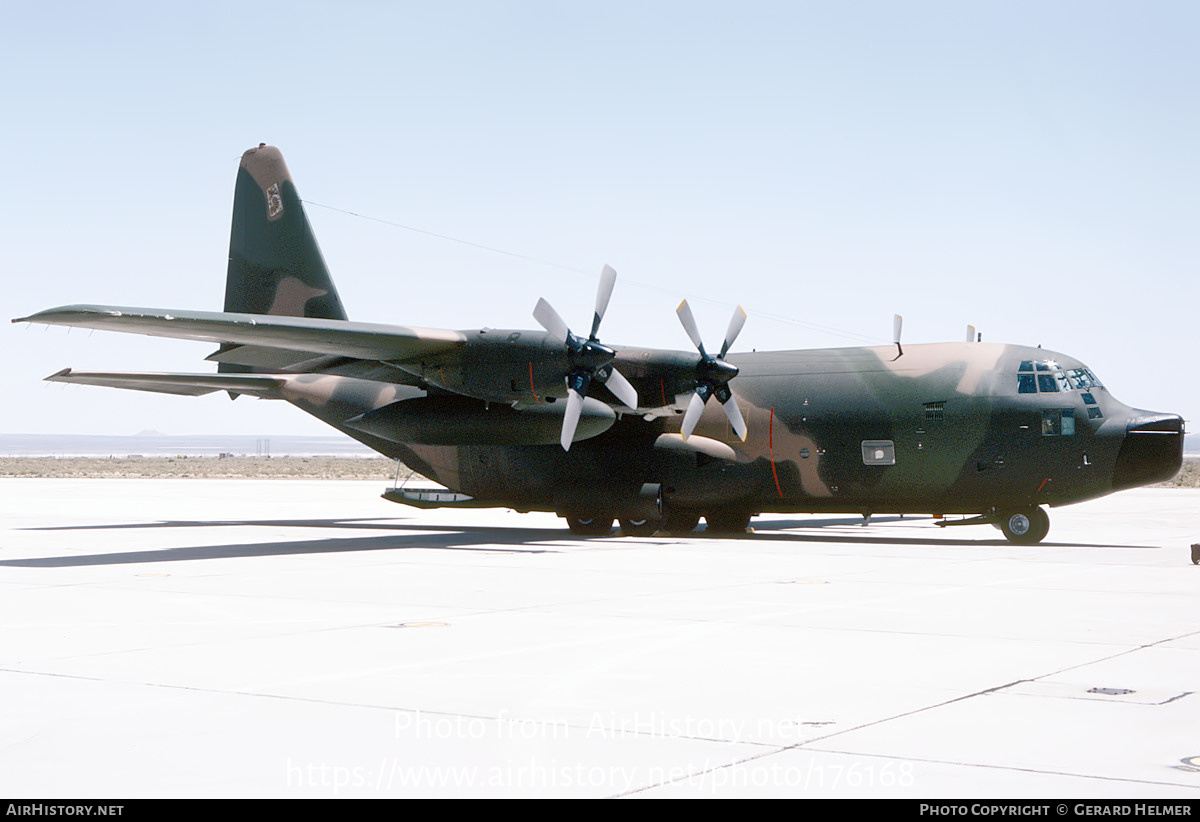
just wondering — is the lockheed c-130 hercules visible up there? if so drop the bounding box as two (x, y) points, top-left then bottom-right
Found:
(15, 145), (1185, 544)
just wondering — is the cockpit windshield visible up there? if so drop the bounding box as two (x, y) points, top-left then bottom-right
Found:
(1017, 360), (1103, 394)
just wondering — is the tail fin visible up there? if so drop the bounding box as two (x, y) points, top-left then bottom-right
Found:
(224, 145), (347, 321)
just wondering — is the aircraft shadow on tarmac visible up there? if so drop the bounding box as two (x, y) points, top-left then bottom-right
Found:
(4, 516), (1153, 567)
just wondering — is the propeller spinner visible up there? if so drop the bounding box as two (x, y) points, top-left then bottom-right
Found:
(533, 265), (638, 450)
(676, 300), (748, 442)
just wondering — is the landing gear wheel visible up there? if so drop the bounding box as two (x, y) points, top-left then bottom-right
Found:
(662, 510), (701, 535)
(998, 507), (1049, 545)
(565, 515), (613, 536)
(619, 517), (661, 537)
(1191, 544), (1199, 565)
(704, 510), (752, 534)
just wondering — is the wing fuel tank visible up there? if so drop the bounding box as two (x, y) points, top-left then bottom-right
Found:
(344, 396), (615, 446)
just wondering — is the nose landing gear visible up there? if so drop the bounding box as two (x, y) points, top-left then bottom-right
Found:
(997, 506), (1050, 545)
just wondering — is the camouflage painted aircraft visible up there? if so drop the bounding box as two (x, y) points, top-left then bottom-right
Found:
(14, 146), (1185, 543)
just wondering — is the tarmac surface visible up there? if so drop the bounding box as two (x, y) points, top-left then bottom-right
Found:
(2, 478), (1199, 798)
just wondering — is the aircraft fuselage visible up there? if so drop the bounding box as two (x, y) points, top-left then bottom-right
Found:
(278, 339), (1183, 532)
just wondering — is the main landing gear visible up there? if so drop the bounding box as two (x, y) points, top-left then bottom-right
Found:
(563, 507), (749, 537)
(615, 510), (703, 536)
(564, 514), (614, 536)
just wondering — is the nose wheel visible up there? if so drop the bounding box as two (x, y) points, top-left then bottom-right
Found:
(997, 506), (1050, 545)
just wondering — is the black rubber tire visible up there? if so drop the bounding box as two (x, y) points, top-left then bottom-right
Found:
(998, 507), (1049, 545)
(704, 510), (752, 534)
(565, 515), (614, 536)
(662, 510), (701, 535)
(619, 517), (661, 536)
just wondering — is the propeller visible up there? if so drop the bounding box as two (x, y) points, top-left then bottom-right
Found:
(675, 300), (747, 442)
(533, 265), (638, 450)
(893, 314), (903, 359)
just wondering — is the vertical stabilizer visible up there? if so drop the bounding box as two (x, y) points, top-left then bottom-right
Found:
(225, 145), (347, 321)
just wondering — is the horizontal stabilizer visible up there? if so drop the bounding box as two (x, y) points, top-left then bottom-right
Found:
(45, 369), (287, 398)
(16, 306), (466, 363)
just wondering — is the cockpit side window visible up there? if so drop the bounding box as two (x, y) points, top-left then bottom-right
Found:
(1042, 409), (1076, 436)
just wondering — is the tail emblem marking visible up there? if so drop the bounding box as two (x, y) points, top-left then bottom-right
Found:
(266, 182), (283, 219)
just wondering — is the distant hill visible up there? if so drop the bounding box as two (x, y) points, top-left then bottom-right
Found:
(0, 433), (377, 458)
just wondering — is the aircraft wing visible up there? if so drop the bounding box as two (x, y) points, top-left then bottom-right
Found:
(16, 304), (717, 420)
(44, 368), (287, 398)
(15, 305), (467, 363)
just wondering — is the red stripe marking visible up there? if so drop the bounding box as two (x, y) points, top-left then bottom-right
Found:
(769, 406), (783, 498)
(528, 362), (540, 403)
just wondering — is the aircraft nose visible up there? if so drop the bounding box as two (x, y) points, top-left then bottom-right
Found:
(1112, 411), (1185, 490)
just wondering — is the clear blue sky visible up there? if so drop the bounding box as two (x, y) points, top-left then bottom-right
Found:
(4, 1), (1196, 436)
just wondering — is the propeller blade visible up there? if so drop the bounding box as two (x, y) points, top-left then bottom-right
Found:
(893, 314), (903, 345)
(722, 395), (747, 441)
(680, 391), (707, 440)
(590, 265), (617, 340)
(599, 366), (638, 409)
(676, 300), (706, 355)
(561, 388), (584, 451)
(720, 306), (747, 358)
(966, 324), (976, 343)
(534, 298), (571, 343)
